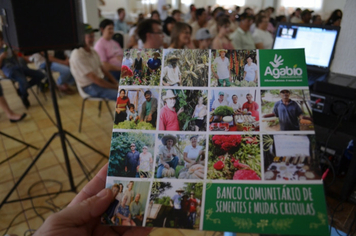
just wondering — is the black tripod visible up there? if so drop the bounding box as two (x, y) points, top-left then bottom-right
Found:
(0, 132), (38, 165)
(0, 51), (109, 208)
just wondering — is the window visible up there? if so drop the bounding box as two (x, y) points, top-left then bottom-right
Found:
(219, 0), (245, 7)
(280, 0), (323, 10)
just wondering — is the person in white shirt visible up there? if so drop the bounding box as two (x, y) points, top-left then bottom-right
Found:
(162, 55), (181, 86)
(212, 49), (231, 87)
(229, 94), (242, 114)
(122, 52), (133, 68)
(243, 56), (258, 83)
(183, 135), (204, 168)
(157, 0), (169, 21)
(212, 91), (229, 110)
(252, 15), (273, 49)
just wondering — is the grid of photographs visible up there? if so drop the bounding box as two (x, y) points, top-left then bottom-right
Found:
(104, 49), (317, 230)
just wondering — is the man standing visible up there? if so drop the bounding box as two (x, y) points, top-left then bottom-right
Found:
(146, 51), (161, 77)
(162, 56), (181, 86)
(125, 143), (140, 177)
(157, 135), (179, 178)
(136, 19), (164, 49)
(170, 188), (185, 227)
(94, 19), (123, 81)
(140, 90), (158, 127)
(263, 89), (310, 130)
(132, 51), (144, 78)
(229, 94), (242, 114)
(212, 91), (229, 110)
(212, 50), (231, 87)
(70, 24), (118, 101)
(242, 93), (259, 121)
(122, 52), (133, 68)
(115, 8), (129, 33)
(188, 191), (198, 229)
(230, 13), (255, 50)
(159, 90), (184, 131)
(130, 193), (143, 226)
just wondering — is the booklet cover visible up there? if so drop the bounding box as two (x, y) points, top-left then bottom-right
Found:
(102, 49), (328, 235)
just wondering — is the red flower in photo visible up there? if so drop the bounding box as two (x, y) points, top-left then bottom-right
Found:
(212, 135), (242, 153)
(233, 169), (261, 180)
(213, 161), (225, 170)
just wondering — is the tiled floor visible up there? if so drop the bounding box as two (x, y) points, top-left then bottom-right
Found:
(0, 77), (354, 235)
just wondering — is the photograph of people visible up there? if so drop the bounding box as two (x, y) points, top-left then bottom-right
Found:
(146, 50), (162, 77)
(147, 182), (202, 229)
(120, 49), (162, 86)
(243, 55), (258, 83)
(132, 51), (144, 78)
(138, 146), (153, 178)
(210, 50), (258, 87)
(127, 104), (139, 121)
(211, 49), (231, 87)
(107, 132), (155, 177)
(125, 143), (140, 177)
(209, 90), (260, 131)
(122, 52), (133, 68)
(156, 134), (179, 178)
(159, 90), (184, 131)
(155, 134), (206, 179)
(114, 89), (130, 125)
(113, 88), (158, 130)
(162, 55), (181, 86)
(262, 134), (321, 181)
(159, 89), (208, 131)
(261, 89), (313, 131)
(140, 90), (158, 127)
(103, 179), (150, 226)
(242, 93), (259, 121)
(161, 49), (209, 87)
(192, 97), (207, 131)
(229, 94), (242, 114)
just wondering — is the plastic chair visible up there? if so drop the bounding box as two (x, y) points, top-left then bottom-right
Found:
(76, 85), (114, 132)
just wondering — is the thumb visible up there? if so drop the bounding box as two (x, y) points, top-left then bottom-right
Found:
(56, 188), (113, 226)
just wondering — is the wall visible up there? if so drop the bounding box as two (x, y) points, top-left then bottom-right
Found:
(330, 0), (356, 76)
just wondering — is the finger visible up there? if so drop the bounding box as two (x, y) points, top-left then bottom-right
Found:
(69, 163), (108, 206)
(55, 188), (113, 226)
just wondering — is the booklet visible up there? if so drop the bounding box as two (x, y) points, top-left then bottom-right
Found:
(102, 49), (328, 235)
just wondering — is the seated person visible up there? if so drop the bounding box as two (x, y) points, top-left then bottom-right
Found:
(126, 104), (139, 121)
(156, 135), (179, 178)
(183, 135), (204, 168)
(113, 195), (136, 226)
(70, 24), (118, 101)
(0, 83), (26, 122)
(94, 19), (123, 81)
(29, 52), (76, 94)
(130, 193), (143, 226)
(0, 31), (46, 108)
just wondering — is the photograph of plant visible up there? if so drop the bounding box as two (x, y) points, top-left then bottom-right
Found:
(154, 134), (206, 179)
(207, 134), (261, 180)
(162, 49), (209, 87)
(108, 132), (155, 178)
(210, 49), (258, 87)
(120, 49), (162, 86)
(146, 181), (203, 229)
(260, 89), (313, 132)
(159, 89), (208, 131)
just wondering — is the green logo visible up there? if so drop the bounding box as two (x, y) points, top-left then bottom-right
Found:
(259, 49), (308, 87)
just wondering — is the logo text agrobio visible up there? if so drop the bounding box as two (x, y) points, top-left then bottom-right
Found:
(264, 54), (303, 79)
